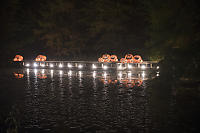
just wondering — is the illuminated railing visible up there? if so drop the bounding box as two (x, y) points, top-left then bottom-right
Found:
(22, 61), (158, 70)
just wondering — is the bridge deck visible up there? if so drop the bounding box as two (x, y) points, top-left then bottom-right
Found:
(16, 60), (159, 70)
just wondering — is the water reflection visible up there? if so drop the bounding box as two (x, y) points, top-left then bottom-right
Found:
(68, 70), (72, 77)
(38, 73), (47, 79)
(59, 70), (63, 76)
(4, 67), (198, 133)
(13, 72), (24, 78)
(11, 68), (156, 132)
(50, 69), (54, 78)
(92, 71), (96, 78)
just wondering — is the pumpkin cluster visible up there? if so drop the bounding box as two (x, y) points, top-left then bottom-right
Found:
(13, 55), (47, 62)
(35, 55), (47, 61)
(13, 55), (23, 61)
(98, 54), (143, 63)
(98, 54), (118, 63)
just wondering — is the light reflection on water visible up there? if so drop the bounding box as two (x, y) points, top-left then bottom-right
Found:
(10, 68), (156, 132)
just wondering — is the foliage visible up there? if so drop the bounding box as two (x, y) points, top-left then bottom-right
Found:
(0, 0), (148, 60)
(144, 0), (200, 79)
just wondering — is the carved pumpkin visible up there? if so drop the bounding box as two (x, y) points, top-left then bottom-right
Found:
(120, 54), (134, 63)
(13, 55), (23, 61)
(120, 58), (126, 63)
(110, 55), (118, 62)
(98, 54), (111, 62)
(35, 55), (47, 61)
(133, 55), (143, 63)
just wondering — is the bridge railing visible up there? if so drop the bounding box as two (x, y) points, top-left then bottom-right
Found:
(21, 60), (158, 70)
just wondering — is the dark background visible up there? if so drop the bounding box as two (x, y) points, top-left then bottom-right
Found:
(1, 1), (200, 132)
(1, 0), (200, 75)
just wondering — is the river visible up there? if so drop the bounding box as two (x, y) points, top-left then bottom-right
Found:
(0, 68), (199, 133)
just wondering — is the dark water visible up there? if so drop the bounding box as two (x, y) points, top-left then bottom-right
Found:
(0, 68), (199, 133)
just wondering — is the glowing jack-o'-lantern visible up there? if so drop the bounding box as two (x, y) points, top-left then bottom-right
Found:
(110, 55), (118, 62)
(133, 55), (143, 63)
(35, 55), (47, 61)
(98, 54), (111, 62)
(120, 54), (134, 63)
(13, 55), (23, 61)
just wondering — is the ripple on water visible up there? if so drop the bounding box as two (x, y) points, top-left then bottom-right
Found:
(2, 69), (157, 132)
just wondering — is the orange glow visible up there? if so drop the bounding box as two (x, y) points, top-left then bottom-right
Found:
(110, 55), (118, 62)
(120, 58), (125, 63)
(35, 55), (47, 61)
(98, 54), (111, 62)
(13, 72), (24, 78)
(13, 55), (23, 61)
(133, 55), (143, 63)
(120, 54), (143, 63)
(120, 54), (134, 63)
(37, 73), (47, 79)
(100, 78), (143, 87)
(120, 79), (143, 87)
(106, 79), (118, 84)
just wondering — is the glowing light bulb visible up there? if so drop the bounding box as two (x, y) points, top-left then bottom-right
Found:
(78, 64), (83, 69)
(68, 63), (72, 68)
(103, 65), (108, 70)
(92, 64), (97, 69)
(59, 64), (63, 68)
(41, 64), (45, 67)
(33, 63), (38, 67)
(50, 64), (54, 68)
(141, 65), (146, 69)
(128, 64), (132, 69)
(26, 64), (30, 67)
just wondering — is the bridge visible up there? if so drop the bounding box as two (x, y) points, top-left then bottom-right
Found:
(16, 60), (159, 70)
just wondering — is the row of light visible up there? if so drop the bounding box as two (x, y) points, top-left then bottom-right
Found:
(25, 63), (156, 70)
(28, 68), (147, 79)
(117, 64), (148, 70)
(29, 69), (96, 78)
(26, 63), (106, 70)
